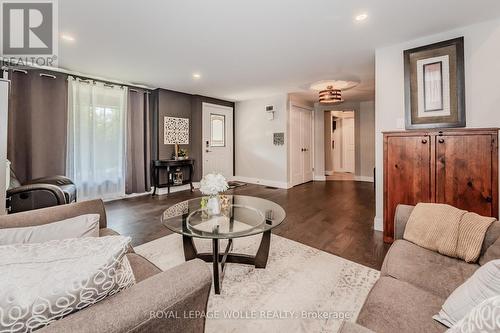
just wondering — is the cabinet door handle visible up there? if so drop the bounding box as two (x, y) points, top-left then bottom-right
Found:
(421, 139), (427, 144)
(438, 139), (445, 143)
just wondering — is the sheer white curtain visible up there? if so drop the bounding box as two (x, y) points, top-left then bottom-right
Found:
(66, 77), (128, 201)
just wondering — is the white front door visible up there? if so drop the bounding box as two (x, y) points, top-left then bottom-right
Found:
(202, 103), (234, 178)
(290, 105), (314, 186)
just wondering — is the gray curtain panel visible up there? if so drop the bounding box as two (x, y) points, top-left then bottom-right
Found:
(7, 69), (68, 183)
(126, 90), (151, 194)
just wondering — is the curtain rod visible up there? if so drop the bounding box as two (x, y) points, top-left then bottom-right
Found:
(1, 59), (154, 91)
(40, 73), (56, 79)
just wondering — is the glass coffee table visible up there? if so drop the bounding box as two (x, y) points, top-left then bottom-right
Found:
(161, 195), (286, 294)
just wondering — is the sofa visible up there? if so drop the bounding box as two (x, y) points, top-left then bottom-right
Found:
(340, 204), (500, 333)
(0, 200), (212, 333)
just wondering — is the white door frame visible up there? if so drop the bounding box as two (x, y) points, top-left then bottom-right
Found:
(202, 102), (234, 178)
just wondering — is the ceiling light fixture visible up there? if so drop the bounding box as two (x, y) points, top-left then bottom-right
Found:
(355, 13), (368, 22)
(310, 80), (359, 104)
(61, 34), (75, 42)
(192, 73), (201, 79)
(319, 86), (343, 104)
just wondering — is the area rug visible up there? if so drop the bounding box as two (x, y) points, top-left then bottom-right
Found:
(135, 234), (379, 333)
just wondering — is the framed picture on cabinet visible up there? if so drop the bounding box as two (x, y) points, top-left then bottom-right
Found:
(404, 37), (465, 129)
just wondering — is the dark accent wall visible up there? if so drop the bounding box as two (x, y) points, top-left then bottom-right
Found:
(152, 88), (234, 182)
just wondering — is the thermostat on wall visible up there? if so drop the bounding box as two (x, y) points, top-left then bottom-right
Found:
(266, 105), (275, 120)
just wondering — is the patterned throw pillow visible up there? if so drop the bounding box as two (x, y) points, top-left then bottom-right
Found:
(0, 236), (135, 332)
(447, 295), (500, 333)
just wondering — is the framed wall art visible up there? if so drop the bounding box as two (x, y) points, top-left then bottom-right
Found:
(164, 116), (189, 144)
(404, 37), (465, 129)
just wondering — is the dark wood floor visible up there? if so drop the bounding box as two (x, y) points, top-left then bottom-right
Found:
(105, 181), (390, 270)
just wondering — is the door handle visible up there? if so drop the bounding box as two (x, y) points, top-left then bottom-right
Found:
(421, 139), (427, 144)
(438, 139), (445, 144)
(206, 149), (212, 153)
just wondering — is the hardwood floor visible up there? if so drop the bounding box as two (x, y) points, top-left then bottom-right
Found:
(105, 181), (389, 270)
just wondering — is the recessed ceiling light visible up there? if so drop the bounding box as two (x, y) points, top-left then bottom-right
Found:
(192, 73), (201, 79)
(61, 34), (75, 42)
(355, 13), (368, 22)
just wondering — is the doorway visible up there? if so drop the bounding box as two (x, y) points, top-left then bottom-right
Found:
(202, 103), (234, 178)
(324, 110), (355, 180)
(290, 105), (314, 186)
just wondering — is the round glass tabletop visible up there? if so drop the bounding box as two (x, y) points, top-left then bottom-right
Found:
(161, 195), (286, 239)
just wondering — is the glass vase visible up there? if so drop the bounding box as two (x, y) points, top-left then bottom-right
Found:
(207, 194), (221, 216)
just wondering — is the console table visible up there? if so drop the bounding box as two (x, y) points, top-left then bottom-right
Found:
(152, 159), (194, 196)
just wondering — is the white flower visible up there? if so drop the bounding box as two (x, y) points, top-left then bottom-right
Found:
(199, 173), (229, 196)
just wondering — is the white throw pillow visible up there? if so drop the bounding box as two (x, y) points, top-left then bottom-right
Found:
(434, 259), (500, 327)
(0, 236), (135, 332)
(0, 214), (100, 245)
(446, 295), (500, 333)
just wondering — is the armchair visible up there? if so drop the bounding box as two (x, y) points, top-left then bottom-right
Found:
(6, 167), (77, 214)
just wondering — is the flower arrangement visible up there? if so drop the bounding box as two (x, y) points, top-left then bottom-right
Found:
(199, 173), (228, 217)
(199, 173), (228, 196)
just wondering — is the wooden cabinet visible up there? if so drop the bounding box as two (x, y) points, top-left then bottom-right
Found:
(383, 128), (498, 243)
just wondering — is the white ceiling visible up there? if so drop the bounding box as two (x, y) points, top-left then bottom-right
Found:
(58, 0), (500, 102)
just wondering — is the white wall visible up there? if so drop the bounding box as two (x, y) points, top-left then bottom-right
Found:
(374, 18), (500, 231)
(324, 112), (334, 173)
(235, 94), (289, 188)
(359, 101), (375, 179)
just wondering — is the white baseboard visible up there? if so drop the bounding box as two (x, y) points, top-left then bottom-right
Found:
(325, 170), (334, 176)
(232, 176), (290, 189)
(155, 182), (200, 196)
(354, 176), (374, 183)
(373, 217), (383, 231)
(314, 175), (326, 181)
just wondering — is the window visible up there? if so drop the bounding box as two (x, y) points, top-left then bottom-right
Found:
(210, 114), (225, 147)
(66, 78), (128, 200)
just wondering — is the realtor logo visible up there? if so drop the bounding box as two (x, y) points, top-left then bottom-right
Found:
(1, 0), (58, 65)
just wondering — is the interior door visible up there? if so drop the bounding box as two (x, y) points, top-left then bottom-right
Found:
(436, 134), (494, 216)
(290, 106), (303, 186)
(290, 106), (313, 186)
(202, 103), (234, 178)
(301, 109), (313, 183)
(343, 117), (355, 173)
(333, 118), (342, 172)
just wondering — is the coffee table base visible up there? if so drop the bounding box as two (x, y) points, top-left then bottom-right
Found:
(182, 230), (271, 294)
